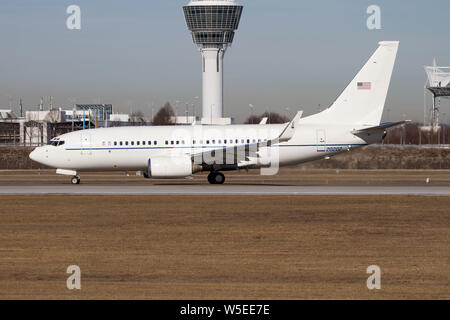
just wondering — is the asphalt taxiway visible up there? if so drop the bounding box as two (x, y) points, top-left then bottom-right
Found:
(0, 185), (449, 196)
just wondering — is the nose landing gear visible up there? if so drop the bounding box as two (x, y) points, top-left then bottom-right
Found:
(71, 176), (81, 185)
(207, 172), (225, 185)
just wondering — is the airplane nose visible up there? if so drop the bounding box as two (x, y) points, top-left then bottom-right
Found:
(29, 147), (52, 167)
(29, 149), (40, 162)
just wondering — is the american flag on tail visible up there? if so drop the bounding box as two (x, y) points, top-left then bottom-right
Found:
(357, 82), (371, 90)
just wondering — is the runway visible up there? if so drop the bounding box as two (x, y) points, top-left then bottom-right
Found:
(1, 184), (449, 196)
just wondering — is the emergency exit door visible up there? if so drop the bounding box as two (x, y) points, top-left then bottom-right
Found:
(80, 132), (92, 155)
(316, 130), (326, 152)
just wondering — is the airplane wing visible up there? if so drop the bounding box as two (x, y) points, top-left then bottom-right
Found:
(351, 120), (410, 134)
(192, 111), (303, 168)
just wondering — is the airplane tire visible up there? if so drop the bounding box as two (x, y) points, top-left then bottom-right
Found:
(214, 173), (225, 185)
(71, 176), (80, 185)
(208, 172), (225, 185)
(207, 172), (215, 184)
(215, 172), (225, 184)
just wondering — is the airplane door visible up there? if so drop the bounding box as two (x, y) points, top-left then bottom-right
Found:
(316, 130), (326, 152)
(80, 132), (92, 155)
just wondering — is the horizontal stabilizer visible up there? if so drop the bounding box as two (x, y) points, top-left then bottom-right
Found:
(352, 120), (410, 134)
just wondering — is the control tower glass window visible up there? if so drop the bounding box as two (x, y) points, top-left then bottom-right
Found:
(184, 6), (243, 30)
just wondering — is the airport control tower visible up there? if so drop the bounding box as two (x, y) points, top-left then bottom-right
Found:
(183, 0), (243, 125)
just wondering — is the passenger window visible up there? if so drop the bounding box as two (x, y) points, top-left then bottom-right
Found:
(247, 139), (250, 144)
(154, 141), (157, 145)
(224, 140), (227, 144)
(171, 141), (174, 145)
(142, 141), (145, 146)
(58, 141), (65, 146)
(235, 139), (239, 144)
(193, 140), (196, 145)
(212, 140), (215, 144)
(165, 141), (168, 145)
(176, 141), (179, 145)
(131, 141), (134, 146)
(137, 141), (140, 146)
(125, 141), (129, 146)
(120, 141), (123, 146)
(114, 141), (117, 146)
(206, 140), (210, 145)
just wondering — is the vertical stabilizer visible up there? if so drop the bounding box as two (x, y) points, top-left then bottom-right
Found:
(324, 41), (399, 126)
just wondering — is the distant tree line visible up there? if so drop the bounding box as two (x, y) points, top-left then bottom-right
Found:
(244, 112), (290, 124)
(108, 102), (175, 127)
(152, 102), (175, 126)
(119, 104), (292, 126)
(384, 123), (449, 145)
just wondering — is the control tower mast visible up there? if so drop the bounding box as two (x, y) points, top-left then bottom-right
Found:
(183, 0), (243, 125)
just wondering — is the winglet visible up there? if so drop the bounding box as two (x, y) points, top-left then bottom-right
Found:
(259, 117), (268, 125)
(279, 111), (303, 142)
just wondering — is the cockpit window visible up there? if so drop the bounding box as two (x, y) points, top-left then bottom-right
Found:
(48, 140), (65, 146)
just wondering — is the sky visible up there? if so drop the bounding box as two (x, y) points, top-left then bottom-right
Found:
(0, 0), (449, 123)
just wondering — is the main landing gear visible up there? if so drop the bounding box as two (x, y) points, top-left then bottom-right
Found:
(71, 175), (81, 185)
(208, 172), (225, 185)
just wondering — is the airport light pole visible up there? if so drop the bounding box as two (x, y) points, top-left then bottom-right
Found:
(193, 96), (199, 120)
(175, 100), (180, 117)
(443, 112), (447, 144)
(151, 102), (155, 124)
(402, 113), (407, 145)
(249, 104), (254, 124)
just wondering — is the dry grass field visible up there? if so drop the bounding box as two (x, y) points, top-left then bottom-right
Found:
(0, 195), (448, 300)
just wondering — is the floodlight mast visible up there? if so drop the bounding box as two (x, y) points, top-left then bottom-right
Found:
(183, 0), (243, 124)
(424, 59), (450, 132)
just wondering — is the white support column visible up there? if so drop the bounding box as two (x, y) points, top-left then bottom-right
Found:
(201, 47), (224, 121)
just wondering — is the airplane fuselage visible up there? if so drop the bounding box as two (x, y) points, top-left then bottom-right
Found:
(29, 120), (380, 174)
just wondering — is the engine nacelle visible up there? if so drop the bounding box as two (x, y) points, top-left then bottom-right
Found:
(147, 156), (201, 179)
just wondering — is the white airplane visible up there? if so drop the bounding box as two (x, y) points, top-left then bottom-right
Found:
(30, 41), (405, 185)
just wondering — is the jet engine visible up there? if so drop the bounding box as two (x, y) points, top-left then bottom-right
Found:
(146, 156), (202, 179)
